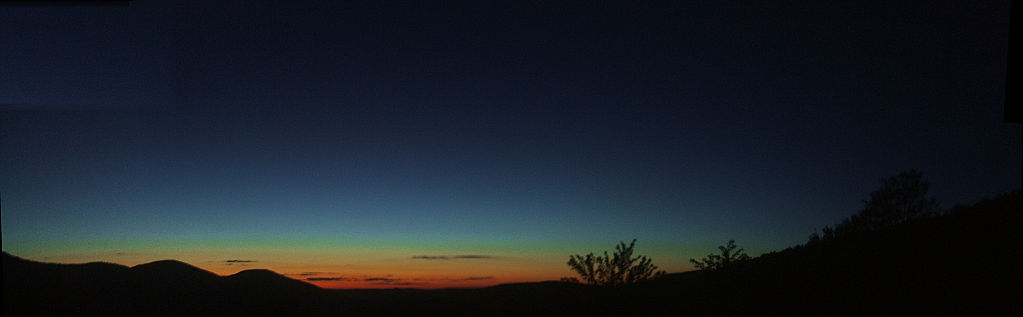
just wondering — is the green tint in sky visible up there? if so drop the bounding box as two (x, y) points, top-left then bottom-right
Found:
(1, 1), (1019, 288)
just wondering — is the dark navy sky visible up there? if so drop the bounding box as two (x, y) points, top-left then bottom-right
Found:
(1, 1), (1019, 272)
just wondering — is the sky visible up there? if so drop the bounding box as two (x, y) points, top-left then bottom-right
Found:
(1, 1), (1019, 289)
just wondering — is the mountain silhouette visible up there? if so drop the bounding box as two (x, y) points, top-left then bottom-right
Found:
(227, 268), (315, 289)
(4, 191), (1019, 316)
(131, 259), (219, 280)
(2, 253), (331, 316)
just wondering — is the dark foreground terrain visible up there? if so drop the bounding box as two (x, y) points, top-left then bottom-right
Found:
(5, 192), (1019, 316)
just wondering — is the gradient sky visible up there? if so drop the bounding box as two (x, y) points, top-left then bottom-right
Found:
(1, 1), (1019, 289)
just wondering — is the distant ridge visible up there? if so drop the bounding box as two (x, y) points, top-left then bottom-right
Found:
(2, 252), (332, 316)
(1, 253), (313, 287)
(225, 268), (322, 292)
(132, 259), (216, 275)
(129, 259), (221, 286)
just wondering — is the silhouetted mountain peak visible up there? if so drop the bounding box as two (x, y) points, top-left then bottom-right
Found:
(133, 259), (191, 268)
(132, 259), (207, 271)
(230, 268), (279, 277)
(228, 268), (290, 282)
(227, 268), (321, 290)
(129, 259), (220, 283)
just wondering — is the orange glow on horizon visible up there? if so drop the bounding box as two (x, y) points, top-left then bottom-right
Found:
(11, 247), (580, 290)
(278, 271), (553, 289)
(302, 277), (522, 289)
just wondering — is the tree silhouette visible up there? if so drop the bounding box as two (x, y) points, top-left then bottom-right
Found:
(823, 170), (940, 239)
(566, 239), (665, 286)
(808, 225), (836, 243)
(689, 240), (750, 271)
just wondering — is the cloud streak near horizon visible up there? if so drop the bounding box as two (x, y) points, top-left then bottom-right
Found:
(224, 260), (256, 265)
(444, 276), (494, 281)
(306, 277), (352, 281)
(290, 272), (497, 286)
(411, 255), (496, 260)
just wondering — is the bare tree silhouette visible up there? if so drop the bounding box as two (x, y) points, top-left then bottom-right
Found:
(566, 239), (665, 286)
(690, 240), (750, 271)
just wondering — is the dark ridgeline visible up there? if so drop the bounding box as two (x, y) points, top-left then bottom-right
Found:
(667, 189), (1021, 316)
(3, 190), (1020, 316)
(2, 254), (333, 316)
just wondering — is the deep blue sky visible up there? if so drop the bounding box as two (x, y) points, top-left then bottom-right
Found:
(1, 1), (1019, 277)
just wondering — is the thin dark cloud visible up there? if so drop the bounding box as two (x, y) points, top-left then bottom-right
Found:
(224, 259), (256, 265)
(296, 273), (494, 286)
(379, 282), (417, 286)
(307, 277), (347, 281)
(411, 254), (495, 260)
(286, 272), (360, 281)
(366, 278), (421, 286)
(411, 254), (452, 259)
(442, 276), (494, 281)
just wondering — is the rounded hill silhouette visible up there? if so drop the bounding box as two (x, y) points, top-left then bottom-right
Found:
(227, 268), (319, 290)
(130, 260), (219, 283)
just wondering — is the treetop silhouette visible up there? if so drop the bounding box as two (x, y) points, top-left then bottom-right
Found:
(689, 239), (750, 271)
(811, 169), (940, 242)
(565, 239), (665, 286)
